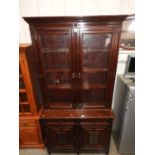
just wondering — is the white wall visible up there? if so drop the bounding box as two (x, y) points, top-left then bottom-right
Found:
(19, 0), (134, 43)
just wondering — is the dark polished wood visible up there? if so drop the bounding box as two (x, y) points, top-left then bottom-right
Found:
(41, 109), (114, 119)
(40, 114), (113, 154)
(24, 15), (128, 154)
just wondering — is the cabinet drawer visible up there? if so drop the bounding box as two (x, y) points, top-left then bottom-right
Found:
(20, 120), (36, 127)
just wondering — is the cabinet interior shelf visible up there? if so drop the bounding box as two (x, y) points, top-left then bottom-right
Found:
(47, 83), (71, 89)
(83, 67), (108, 72)
(44, 68), (70, 73)
(46, 83), (106, 90)
(83, 83), (107, 89)
(83, 102), (106, 108)
(46, 102), (72, 109)
(83, 49), (110, 52)
(44, 67), (108, 73)
(19, 101), (29, 105)
(42, 48), (69, 53)
(19, 89), (26, 93)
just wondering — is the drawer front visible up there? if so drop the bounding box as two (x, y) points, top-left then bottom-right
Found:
(20, 119), (36, 127)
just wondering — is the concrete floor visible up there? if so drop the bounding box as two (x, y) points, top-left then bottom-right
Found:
(19, 137), (133, 155)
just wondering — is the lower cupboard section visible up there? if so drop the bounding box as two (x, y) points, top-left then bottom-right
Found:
(19, 119), (44, 148)
(41, 119), (113, 154)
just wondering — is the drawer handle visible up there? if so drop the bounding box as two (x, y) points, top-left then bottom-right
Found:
(42, 114), (46, 117)
(78, 73), (81, 78)
(72, 73), (81, 79)
(72, 73), (76, 79)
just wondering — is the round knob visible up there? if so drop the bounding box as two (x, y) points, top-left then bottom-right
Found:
(42, 114), (45, 117)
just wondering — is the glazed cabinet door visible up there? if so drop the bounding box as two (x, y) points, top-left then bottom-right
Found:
(19, 56), (33, 115)
(44, 122), (76, 153)
(78, 27), (120, 108)
(79, 122), (111, 153)
(34, 27), (76, 109)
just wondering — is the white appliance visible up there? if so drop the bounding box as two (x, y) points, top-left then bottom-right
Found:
(113, 75), (135, 154)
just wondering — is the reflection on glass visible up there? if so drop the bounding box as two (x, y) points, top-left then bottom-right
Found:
(82, 33), (112, 106)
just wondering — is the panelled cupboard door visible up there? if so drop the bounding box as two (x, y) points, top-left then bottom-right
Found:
(34, 27), (76, 109)
(80, 122), (111, 153)
(45, 124), (76, 153)
(77, 27), (120, 108)
(20, 127), (40, 145)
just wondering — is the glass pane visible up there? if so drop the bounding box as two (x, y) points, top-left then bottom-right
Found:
(47, 89), (72, 103)
(22, 104), (30, 112)
(19, 104), (22, 113)
(83, 33), (112, 68)
(40, 34), (69, 69)
(19, 77), (25, 89)
(19, 65), (22, 74)
(19, 65), (25, 88)
(45, 71), (70, 85)
(19, 93), (28, 102)
(41, 51), (69, 68)
(39, 32), (72, 108)
(83, 71), (107, 84)
(83, 88), (106, 103)
(81, 32), (112, 107)
(83, 34), (111, 49)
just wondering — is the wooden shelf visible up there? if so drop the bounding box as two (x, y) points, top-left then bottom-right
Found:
(19, 89), (26, 93)
(47, 83), (71, 89)
(44, 68), (70, 73)
(83, 67), (108, 72)
(83, 49), (110, 52)
(83, 102), (106, 108)
(19, 101), (29, 105)
(83, 82), (107, 89)
(42, 48), (69, 53)
(45, 102), (72, 109)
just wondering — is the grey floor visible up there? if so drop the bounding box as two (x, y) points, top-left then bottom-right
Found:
(19, 137), (133, 155)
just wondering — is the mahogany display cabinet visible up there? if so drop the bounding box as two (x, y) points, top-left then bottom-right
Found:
(23, 15), (128, 154)
(19, 44), (44, 148)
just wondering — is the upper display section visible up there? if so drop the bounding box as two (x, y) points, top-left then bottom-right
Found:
(23, 16), (128, 109)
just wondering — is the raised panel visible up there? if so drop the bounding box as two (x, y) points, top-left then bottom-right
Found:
(80, 122), (109, 152)
(20, 127), (40, 145)
(45, 124), (76, 152)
